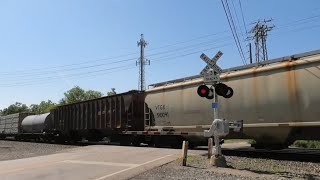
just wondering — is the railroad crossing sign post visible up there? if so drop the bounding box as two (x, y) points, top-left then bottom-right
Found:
(200, 51), (223, 120)
(200, 51), (227, 167)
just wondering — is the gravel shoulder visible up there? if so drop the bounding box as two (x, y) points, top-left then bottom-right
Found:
(131, 154), (320, 180)
(0, 140), (77, 161)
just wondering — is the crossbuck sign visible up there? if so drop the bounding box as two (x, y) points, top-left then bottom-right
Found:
(200, 51), (223, 84)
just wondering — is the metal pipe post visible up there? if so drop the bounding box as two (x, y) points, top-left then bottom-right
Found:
(214, 135), (221, 156)
(213, 86), (218, 120)
(181, 141), (188, 166)
(208, 138), (213, 159)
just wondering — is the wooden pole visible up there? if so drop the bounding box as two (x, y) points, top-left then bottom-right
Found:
(181, 141), (188, 166)
(208, 138), (213, 159)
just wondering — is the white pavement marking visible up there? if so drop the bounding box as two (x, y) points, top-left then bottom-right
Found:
(94, 154), (174, 180)
(63, 160), (138, 167)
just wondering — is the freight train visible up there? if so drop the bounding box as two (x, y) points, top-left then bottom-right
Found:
(1, 49), (320, 149)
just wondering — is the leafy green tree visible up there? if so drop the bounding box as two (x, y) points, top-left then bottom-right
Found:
(59, 86), (103, 105)
(1, 102), (29, 115)
(30, 100), (56, 114)
(107, 88), (116, 96)
(85, 90), (103, 100)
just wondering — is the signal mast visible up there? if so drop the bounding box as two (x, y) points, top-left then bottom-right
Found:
(197, 51), (241, 167)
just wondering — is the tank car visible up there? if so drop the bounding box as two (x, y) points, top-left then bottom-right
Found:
(145, 50), (320, 148)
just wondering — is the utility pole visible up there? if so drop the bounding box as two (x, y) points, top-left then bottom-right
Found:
(248, 19), (274, 63)
(249, 43), (253, 64)
(137, 34), (150, 91)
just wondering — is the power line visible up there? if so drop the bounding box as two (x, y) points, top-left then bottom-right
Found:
(0, 31), (231, 75)
(230, 0), (245, 38)
(0, 36), (232, 78)
(0, 43), (233, 87)
(0, 66), (137, 88)
(1, 36), (233, 80)
(226, 0), (247, 64)
(221, 0), (247, 65)
(152, 43), (232, 62)
(0, 64), (136, 85)
(0, 57), (138, 77)
(2, 17), (320, 87)
(230, 0), (249, 60)
(270, 23), (320, 37)
(147, 30), (230, 51)
(1, 12), (320, 78)
(238, 0), (248, 34)
(146, 35), (231, 57)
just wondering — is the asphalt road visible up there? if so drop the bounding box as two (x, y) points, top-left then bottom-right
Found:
(0, 145), (205, 180)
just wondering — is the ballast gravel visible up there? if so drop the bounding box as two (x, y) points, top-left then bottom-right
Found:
(0, 140), (76, 161)
(131, 154), (320, 180)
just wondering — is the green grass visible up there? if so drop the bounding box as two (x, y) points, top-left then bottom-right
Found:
(177, 155), (196, 162)
(186, 155), (195, 162)
(292, 140), (320, 149)
(248, 139), (256, 145)
(224, 139), (320, 149)
(223, 139), (255, 144)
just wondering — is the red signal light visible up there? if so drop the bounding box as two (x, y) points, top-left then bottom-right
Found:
(197, 85), (209, 97)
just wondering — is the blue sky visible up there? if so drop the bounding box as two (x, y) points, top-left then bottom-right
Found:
(0, 0), (320, 109)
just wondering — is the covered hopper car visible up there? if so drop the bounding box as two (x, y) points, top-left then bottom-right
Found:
(146, 49), (320, 149)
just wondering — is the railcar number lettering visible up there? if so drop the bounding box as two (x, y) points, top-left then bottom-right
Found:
(155, 105), (166, 110)
(155, 105), (169, 118)
(157, 112), (169, 118)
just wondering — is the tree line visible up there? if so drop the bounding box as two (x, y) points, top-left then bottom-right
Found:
(0, 86), (116, 116)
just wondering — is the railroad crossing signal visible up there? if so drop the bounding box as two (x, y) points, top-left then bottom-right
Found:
(197, 51), (234, 99)
(197, 83), (233, 99)
(200, 51), (223, 84)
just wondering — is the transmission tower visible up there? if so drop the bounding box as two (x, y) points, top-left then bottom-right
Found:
(137, 34), (150, 91)
(248, 19), (274, 63)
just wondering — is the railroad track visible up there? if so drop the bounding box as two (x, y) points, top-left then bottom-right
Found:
(220, 146), (320, 163)
(2, 137), (320, 163)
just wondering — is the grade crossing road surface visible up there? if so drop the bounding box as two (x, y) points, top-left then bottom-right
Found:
(0, 145), (204, 180)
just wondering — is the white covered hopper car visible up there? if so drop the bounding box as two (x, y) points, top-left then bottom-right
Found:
(145, 50), (320, 148)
